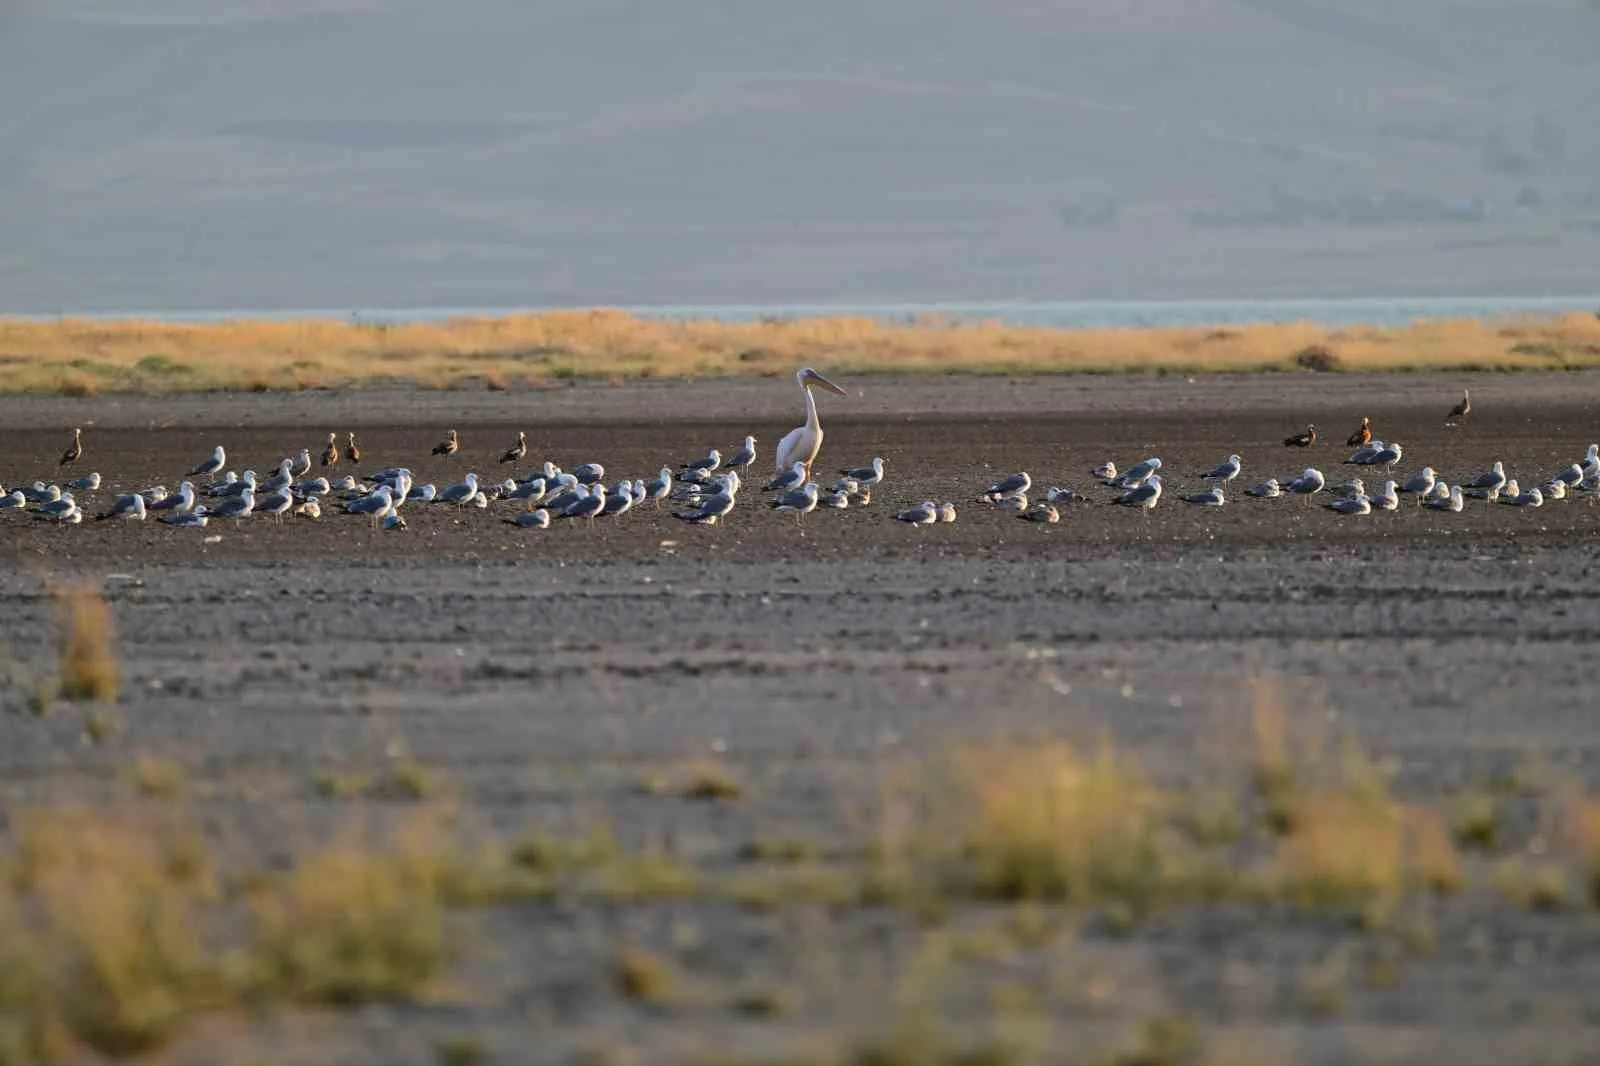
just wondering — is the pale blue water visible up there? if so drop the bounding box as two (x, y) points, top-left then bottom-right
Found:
(13, 295), (1600, 329)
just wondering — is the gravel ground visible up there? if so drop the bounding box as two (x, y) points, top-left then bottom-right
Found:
(2, 372), (1598, 1064)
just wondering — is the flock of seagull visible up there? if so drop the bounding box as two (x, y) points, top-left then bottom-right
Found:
(3, 374), (1595, 534)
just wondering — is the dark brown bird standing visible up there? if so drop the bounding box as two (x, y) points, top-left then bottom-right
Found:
(344, 431), (361, 464)
(1445, 389), (1471, 425)
(59, 427), (83, 466)
(1346, 417), (1372, 447)
(432, 429), (459, 457)
(1283, 423), (1316, 448)
(319, 432), (339, 468)
(500, 431), (527, 464)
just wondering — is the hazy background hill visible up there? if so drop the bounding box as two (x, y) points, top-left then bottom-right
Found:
(4, 0), (1598, 313)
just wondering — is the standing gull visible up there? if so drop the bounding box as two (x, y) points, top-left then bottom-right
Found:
(1286, 467), (1326, 503)
(773, 367), (848, 482)
(1400, 467), (1436, 501)
(1370, 481), (1400, 511)
(726, 436), (758, 471)
(60, 428), (84, 466)
(770, 481), (820, 522)
(1113, 475), (1163, 512)
(841, 457), (886, 487)
(765, 461), (808, 494)
(674, 481), (737, 525)
(983, 471), (1032, 501)
(1345, 440), (1383, 465)
(1200, 454), (1242, 485)
(439, 473), (480, 506)
(188, 445), (226, 479)
(1463, 461), (1506, 499)
(1113, 458), (1161, 489)
(682, 448), (722, 477)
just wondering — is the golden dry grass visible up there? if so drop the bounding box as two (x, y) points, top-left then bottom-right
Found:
(53, 583), (118, 704)
(2, 309), (1600, 393)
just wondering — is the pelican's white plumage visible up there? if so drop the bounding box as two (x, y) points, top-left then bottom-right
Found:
(773, 368), (847, 479)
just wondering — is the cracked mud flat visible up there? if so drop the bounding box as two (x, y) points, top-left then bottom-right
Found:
(2, 371), (1599, 1064)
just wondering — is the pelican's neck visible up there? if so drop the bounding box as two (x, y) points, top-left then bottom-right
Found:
(802, 383), (820, 432)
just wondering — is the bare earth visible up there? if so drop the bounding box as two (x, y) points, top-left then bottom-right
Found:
(3, 371), (1599, 1065)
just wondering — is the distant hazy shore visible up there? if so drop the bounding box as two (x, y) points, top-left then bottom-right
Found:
(1, 308), (1598, 395)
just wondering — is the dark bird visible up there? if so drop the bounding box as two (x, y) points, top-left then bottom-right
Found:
(319, 432), (339, 468)
(1346, 417), (1372, 448)
(432, 428), (459, 457)
(59, 427), (83, 466)
(344, 431), (361, 464)
(1283, 424), (1316, 448)
(1445, 389), (1471, 425)
(499, 431), (527, 464)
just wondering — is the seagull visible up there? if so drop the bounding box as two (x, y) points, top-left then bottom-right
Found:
(674, 485), (737, 525)
(59, 427), (83, 466)
(1552, 463), (1585, 491)
(96, 493), (146, 521)
(573, 463), (605, 485)
(149, 482), (196, 515)
(1505, 485), (1544, 508)
(319, 432), (339, 467)
(500, 431), (528, 464)
(820, 488), (850, 509)
(682, 448), (722, 475)
(1371, 442), (1403, 471)
(1113, 474), (1163, 512)
(1114, 458), (1161, 489)
(1346, 417), (1373, 447)
(1542, 479), (1568, 501)
(643, 467), (673, 506)
(1445, 389), (1471, 425)
(1044, 487), (1092, 505)
(257, 486), (294, 524)
(1580, 444), (1600, 481)
(515, 508), (551, 529)
(1326, 494), (1372, 515)
(23, 483), (61, 504)
(0, 491), (25, 510)
(1283, 424), (1316, 448)
(188, 445), (226, 478)
(162, 509), (208, 528)
(996, 494), (1029, 513)
(726, 436), (758, 470)
(563, 484), (607, 521)
(1092, 460), (1118, 482)
(1400, 467), (1436, 500)
(345, 485), (395, 515)
(1370, 481), (1400, 511)
(211, 471), (256, 498)
(1496, 479), (1521, 503)
(983, 471), (1032, 500)
(765, 461), (808, 493)
(1426, 484), (1465, 512)
(1286, 467), (1325, 502)
(601, 483), (635, 517)
(841, 457), (886, 487)
(1182, 486), (1226, 507)
(432, 429), (459, 457)
(1330, 478), (1365, 499)
(771, 482), (820, 521)
(35, 493), (78, 520)
(67, 472), (101, 492)
(937, 502), (957, 523)
(1020, 502), (1061, 523)
(1245, 478), (1281, 499)
(294, 476), (331, 497)
(1345, 440), (1384, 465)
(211, 487), (255, 523)
(261, 458), (294, 495)
(895, 500), (938, 525)
(1200, 454), (1242, 484)
(438, 473), (480, 506)
(508, 477), (548, 505)
(293, 498), (322, 519)
(290, 448), (313, 479)
(382, 513), (407, 531)
(1464, 461), (1507, 498)
(345, 432), (361, 464)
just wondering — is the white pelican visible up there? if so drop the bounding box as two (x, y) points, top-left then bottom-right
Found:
(773, 368), (847, 481)
(895, 500), (938, 525)
(60, 427), (83, 466)
(189, 445), (226, 478)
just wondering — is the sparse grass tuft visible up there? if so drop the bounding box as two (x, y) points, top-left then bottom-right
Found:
(54, 583), (119, 703)
(612, 946), (676, 1005)
(680, 759), (744, 801)
(128, 756), (187, 799)
(435, 1035), (491, 1066)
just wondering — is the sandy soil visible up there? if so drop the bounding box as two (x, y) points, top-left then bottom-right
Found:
(2, 371), (1598, 1064)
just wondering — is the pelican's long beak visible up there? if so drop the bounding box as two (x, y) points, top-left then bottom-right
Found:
(809, 371), (848, 396)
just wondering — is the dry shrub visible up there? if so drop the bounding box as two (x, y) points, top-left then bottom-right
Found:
(55, 582), (118, 703)
(939, 740), (1186, 909)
